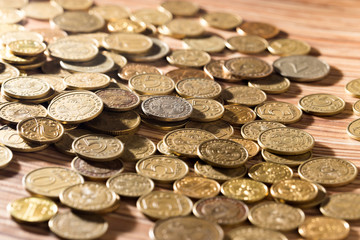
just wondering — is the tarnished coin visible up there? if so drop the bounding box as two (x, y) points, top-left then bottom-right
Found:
(345, 78), (360, 97)
(183, 36), (225, 53)
(188, 98), (224, 122)
(131, 8), (172, 26)
(102, 50), (127, 69)
(261, 150), (313, 167)
(176, 78), (222, 99)
(224, 57), (273, 78)
(248, 202), (305, 231)
(0, 145), (13, 168)
(2, 76), (50, 100)
(166, 68), (212, 82)
(241, 120), (286, 141)
(0, 31), (43, 46)
(7, 40), (46, 57)
(202, 12), (242, 30)
(221, 86), (267, 107)
(107, 19), (146, 33)
(347, 118), (360, 140)
(0, 102), (47, 124)
(129, 74), (175, 95)
(174, 176), (220, 199)
(194, 161), (247, 182)
(0, 62), (19, 84)
(271, 179), (318, 203)
(162, 19), (204, 38)
(268, 38), (311, 56)
(7, 197), (58, 223)
(226, 35), (268, 54)
(258, 127), (315, 155)
(298, 217), (350, 240)
(273, 55), (330, 82)
(0, 8), (24, 24)
(167, 49), (211, 68)
(298, 93), (345, 116)
(163, 128), (216, 158)
(227, 226), (288, 240)
(160, 1), (199, 16)
(60, 54), (115, 73)
(52, 11), (104, 33)
(104, 33), (153, 54)
(142, 95), (193, 122)
(320, 193), (360, 220)
(255, 101), (302, 124)
(229, 138), (260, 158)
(107, 173), (154, 198)
(126, 38), (170, 62)
(222, 105), (257, 126)
(63, 73), (110, 90)
(23, 1), (63, 20)
(204, 60), (242, 82)
(89, 4), (130, 21)
(248, 74), (291, 94)
(117, 134), (156, 161)
(118, 63), (161, 81)
(23, 167), (84, 198)
(95, 88), (140, 112)
(72, 134), (124, 162)
(221, 178), (268, 203)
(137, 191), (193, 219)
(237, 21), (279, 39)
(136, 155), (188, 183)
(186, 120), (234, 139)
(248, 162), (293, 184)
(54, 128), (92, 156)
(49, 211), (108, 240)
(48, 40), (98, 62)
(193, 196), (248, 225)
(298, 157), (358, 187)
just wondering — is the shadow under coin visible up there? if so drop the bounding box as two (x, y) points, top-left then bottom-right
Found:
(301, 65), (343, 86)
(15, 220), (51, 236)
(0, 158), (20, 179)
(311, 142), (336, 157)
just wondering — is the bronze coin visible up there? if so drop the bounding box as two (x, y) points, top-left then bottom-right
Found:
(165, 68), (212, 82)
(118, 63), (161, 81)
(95, 88), (140, 112)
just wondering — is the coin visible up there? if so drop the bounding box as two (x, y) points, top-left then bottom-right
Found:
(131, 8), (172, 26)
(0, 46), (38, 64)
(129, 74), (175, 95)
(227, 226), (288, 240)
(298, 157), (358, 187)
(204, 60), (242, 82)
(102, 50), (127, 69)
(226, 35), (268, 54)
(167, 49), (211, 68)
(166, 68), (212, 82)
(0, 23), (24, 34)
(54, 128), (92, 156)
(0, 144), (12, 169)
(136, 155), (188, 183)
(160, 1), (199, 16)
(347, 118), (360, 140)
(32, 28), (67, 44)
(240, 120), (285, 141)
(0, 31), (43, 46)
(60, 54), (115, 74)
(117, 134), (156, 161)
(0, 62), (19, 84)
(23, 1), (63, 20)
(106, 173), (154, 198)
(237, 21), (279, 39)
(60, 182), (118, 213)
(255, 101), (302, 124)
(164, 128), (216, 158)
(48, 40), (98, 62)
(137, 191), (193, 219)
(53, 0), (93, 10)
(126, 38), (170, 62)
(271, 179), (318, 203)
(72, 134), (124, 162)
(221, 86), (267, 106)
(183, 36), (225, 53)
(224, 57), (273, 78)
(248, 201), (305, 231)
(104, 33), (153, 54)
(107, 19), (146, 33)
(298, 93), (345, 116)
(229, 138), (260, 158)
(174, 176), (221, 199)
(273, 55), (330, 82)
(290, 183), (327, 209)
(7, 40), (46, 57)
(320, 193), (360, 220)
(52, 11), (104, 33)
(118, 63), (161, 81)
(261, 150), (313, 167)
(142, 118), (188, 131)
(248, 74), (291, 94)
(248, 162), (293, 184)
(0, 8), (24, 24)
(95, 88), (140, 112)
(345, 78), (360, 97)
(268, 38), (311, 56)
(202, 12), (242, 30)
(64, 73), (110, 90)
(163, 19), (204, 38)
(71, 157), (124, 180)
(41, 60), (71, 78)
(12, 54), (47, 70)
(30, 74), (66, 94)
(49, 211), (108, 240)
(7, 197), (58, 223)
(157, 140), (175, 156)
(222, 105), (257, 126)
(194, 161), (247, 182)
(221, 178), (268, 202)
(2, 76), (50, 100)
(185, 120), (234, 139)
(0, 0), (28, 8)
(188, 98), (224, 122)
(298, 217), (350, 240)
(0, 102), (47, 124)
(89, 4), (130, 21)
(176, 78), (221, 99)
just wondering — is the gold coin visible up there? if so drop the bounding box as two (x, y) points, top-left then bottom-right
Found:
(270, 179), (318, 203)
(0, 102), (47, 124)
(229, 138), (260, 158)
(48, 91), (103, 124)
(320, 193), (360, 220)
(0, 8), (24, 24)
(102, 50), (127, 69)
(298, 157), (358, 187)
(137, 191), (193, 219)
(261, 149), (312, 167)
(0, 46), (38, 64)
(117, 134), (156, 161)
(0, 23), (24, 35)
(298, 217), (350, 240)
(0, 144), (13, 168)
(118, 63), (161, 81)
(237, 21), (279, 39)
(126, 37), (170, 62)
(131, 8), (172, 26)
(221, 86), (267, 107)
(53, 0), (93, 10)
(52, 11), (104, 33)
(298, 93), (345, 116)
(23, 1), (64, 20)
(156, 140), (175, 156)
(222, 105), (257, 126)
(23, 166), (84, 198)
(106, 173), (154, 197)
(226, 35), (268, 54)
(224, 57), (273, 78)
(2, 76), (50, 100)
(353, 100), (360, 115)
(63, 73), (110, 90)
(291, 183), (327, 209)
(89, 4), (130, 21)
(167, 49), (211, 68)
(0, 30), (43, 46)
(166, 69), (211, 84)
(30, 74), (66, 94)
(141, 118), (188, 131)
(173, 176), (221, 199)
(17, 117), (64, 144)
(240, 120), (286, 141)
(198, 139), (248, 168)
(268, 38), (311, 56)
(160, 1), (199, 16)
(48, 40), (98, 62)
(136, 155), (188, 183)
(72, 134), (124, 162)
(176, 78), (221, 99)
(107, 19), (146, 33)
(129, 73), (175, 95)
(54, 128), (92, 156)
(162, 18), (204, 38)
(2, 86), (55, 104)
(185, 120), (234, 139)
(60, 182), (118, 213)
(183, 36), (225, 53)
(12, 54), (47, 70)
(194, 161), (247, 182)
(104, 33), (153, 54)
(0, 61), (20, 84)
(255, 101), (302, 124)
(163, 128), (216, 158)
(345, 78), (360, 97)
(7, 40), (46, 57)
(202, 12), (242, 30)
(347, 118), (360, 140)
(49, 211), (108, 240)
(204, 60), (242, 82)
(7, 197), (58, 223)
(188, 98), (224, 122)
(221, 178), (268, 203)
(248, 202), (305, 231)
(227, 226), (288, 240)
(60, 53), (114, 74)
(248, 74), (290, 94)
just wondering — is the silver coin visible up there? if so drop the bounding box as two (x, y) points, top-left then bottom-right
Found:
(60, 54), (114, 73)
(273, 55), (330, 82)
(125, 38), (170, 62)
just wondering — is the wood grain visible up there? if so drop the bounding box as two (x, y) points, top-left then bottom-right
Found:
(1, 0), (360, 239)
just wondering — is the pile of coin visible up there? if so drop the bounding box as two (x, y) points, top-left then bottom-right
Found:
(1, 0), (358, 240)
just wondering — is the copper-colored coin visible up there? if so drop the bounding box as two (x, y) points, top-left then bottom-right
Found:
(224, 57), (273, 79)
(237, 21), (279, 39)
(165, 68), (212, 82)
(118, 63), (161, 81)
(222, 105), (257, 126)
(95, 88), (140, 112)
(261, 149), (313, 167)
(204, 60), (242, 82)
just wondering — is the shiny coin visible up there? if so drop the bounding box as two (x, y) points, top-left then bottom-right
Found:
(273, 55), (330, 82)
(345, 78), (360, 97)
(52, 11), (104, 33)
(298, 157), (358, 187)
(89, 4), (130, 21)
(7, 40), (46, 57)
(126, 38), (170, 62)
(188, 98), (224, 122)
(0, 8), (24, 24)
(347, 118), (360, 140)
(173, 176), (221, 199)
(183, 36), (225, 53)
(102, 51), (127, 69)
(0, 31), (43, 46)
(237, 21), (279, 39)
(117, 134), (156, 161)
(30, 74), (66, 94)
(137, 191), (193, 219)
(290, 183), (327, 209)
(255, 101), (302, 124)
(23, 2), (63, 20)
(221, 178), (268, 203)
(261, 149), (313, 167)
(2, 76), (50, 100)
(136, 155), (188, 183)
(160, 1), (199, 16)
(248, 162), (293, 184)
(204, 60), (241, 82)
(141, 118), (188, 131)
(0, 144), (13, 168)
(7, 197), (58, 223)
(107, 19), (146, 34)
(0, 0), (28, 9)
(106, 173), (154, 198)
(249, 201), (305, 231)
(227, 226), (288, 240)
(298, 217), (350, 240)
(95, 88), (140, 112)
(166, 68), (212, 82)
(202, 12), (242, 30)
(49, 211), (108, 240)
(63, 72), (110, 90)
(185, 120), (234, 139)
(0, 23), (24, 34)
(320, 193), (360, 220)
(270, 179), (318, 203)
(12, 54), (46, 70)
(224, 57), (273, 78)
(167, 49), (211, 68)
(0, 46), (38, 65)
(298, 93), (345, 116)
(0, 62), (20, 84)
(268, 38), (311, 56)
(194, 161), (247, 182)
(72, 134), (124, 162)
(248, 74), (291, 94)
(163, 18), (204, 38)
(241, 120), (286, 141)
(157, 140), (175, 156)
(104, 33), (153, 54)
(226, 35), (268, 54)
(53, 0), (93, 10)
(0, 102), (47, 124)
(48, 40), (98, 62)
(118, 63), (161, 81)
(23, 166), (84, 198)
(60, 54), (115, 74)
(176, 78), (221, 99)
(129, 73), (175, 95)
(222, 105), (257, 126)
(131, 8), (172, 26)
(54, 128), (92, 156)
(229, 138), (260, 158)
(221, 86), (267, 106)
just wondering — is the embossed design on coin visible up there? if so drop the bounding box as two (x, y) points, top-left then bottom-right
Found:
(345, 78), (360, 97)
(347, 118), (360, 140)
(248, 74), (290, 94)
(2, 77), (50, 99)
(63, 73), (110, 90)
(255, 101), (302, 124)
(118, 63), (161, 81)
(202, 12), (242, 30)
(268, 38), (311, 56)
(174, 176), (220, 199)
(194, 161), (247, 182)
(320, 193), (360, 220)
(129, 74), (175, 95)
(0, 102), (47, 124)
(167, 49), (211, 67)
(204, 60), (241, 82)
(221, 178), (268, 203)
(241, 120), (286, 141)
(227, 226), (288, 240)
(176, 78), (222, 99)
(248, 162), (293, 184)
(95, 88), (140, 112)
(237, 21), (279, 39)
(106, 173), (154, 197)
(48, 40), (98, 62)
(261, 149), (312, 167)
(188, 98), (224, 122)
(221, 86), (267, 106)
(54, 128), (92, 156)
(226, 35), (268, 54)
(298, 93), (345, 116)
(270, 179), (318, 203)
(8, 40), (46, 56)
(222, 105), (257, 126)
(224, 57), (273, 78)
(52, 11), (104, 33)
(186, 120), (234, 139)
(104, 33), (153, 54)
(116, 134), (156, 161)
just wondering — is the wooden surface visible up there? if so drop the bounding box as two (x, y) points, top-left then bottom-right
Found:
(1, 0), (360, 239)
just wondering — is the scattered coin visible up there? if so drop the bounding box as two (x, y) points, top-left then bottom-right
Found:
(167, 49), (211, 68)
(104, 33), (153, 54)
(126, 38), (170, 62)
(52, 11), (104, 33)
(129, 73), (175, 95)
(229, 138), (260, 158)
(118, 63), (161, 81)
(63, 72), (110, 90)
(107, 19), (146, 33)
(261, 149), (313, 167)
(0, 102), (47, 124)
(194, 161), (247, 182)
(89, 4), (130, 21)
(176, 78), (222, 99)
(221, 178), (268, 202)
(160, 1), (199, 16)
(345, 78), (360, 97)
(0, 8), (25, 24)
(255, 101), (302, 124)
(2, 76), (50, 100)
(237, 21), (279, 39)
(117, 134), (156, 161)
(131, 8), (173, 26)
(248, 162), (293, 184)
(202, 12), (242, 30)
(188, 98), (224, 122)
(221, 86), (267, 106)
(0, 145), (13, 168)
(298, 93), (345, 116)
(320, 193), (360, 220)
(270, 179), (318, 203)
(248, 74), (291, 94)
(174, 176), (220, 199)
(23, 2), (64, 20)
(183, 36), (225, 53)
(226, 35), (268, 54)
(222, 105), (257, 126)
(204, 60), (242, 82)
(268, 38), (311, 56)
(60, 54), (115, 73)
(185, 120), (234, 139)
(226, 226), (288, 240)
(48, 40), (98, 62)
(240, 120), (286, 141)
(224, 57), (273, 78)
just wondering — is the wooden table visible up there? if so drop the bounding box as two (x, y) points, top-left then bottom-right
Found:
(1, 0), (360, 239)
